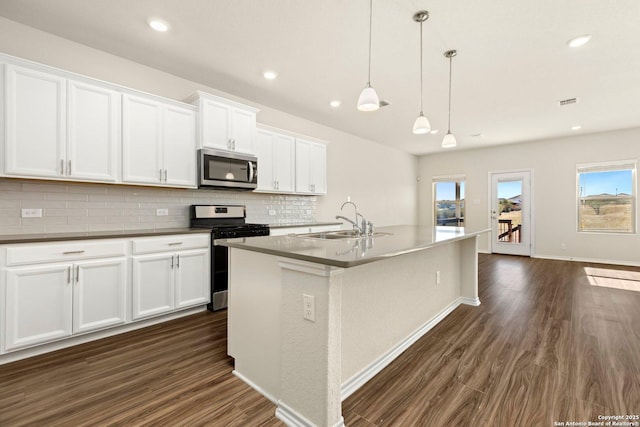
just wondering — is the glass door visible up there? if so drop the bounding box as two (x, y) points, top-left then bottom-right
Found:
(490, 171), (532, 256)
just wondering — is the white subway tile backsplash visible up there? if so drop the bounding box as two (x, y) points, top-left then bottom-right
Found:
(0, 179), (317, 235)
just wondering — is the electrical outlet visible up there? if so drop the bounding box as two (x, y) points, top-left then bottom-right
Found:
(156, 208), (169, 216)
(303, 294), (315, 322)
(436, 270), (441, 285)
(560, 243), (567, 250)
(268, 209), (276, 216)
(21, 208), (42, 218)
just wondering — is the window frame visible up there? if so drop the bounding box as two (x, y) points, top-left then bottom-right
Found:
(432, 175), (466, 227)
(576, 160), (637, 234)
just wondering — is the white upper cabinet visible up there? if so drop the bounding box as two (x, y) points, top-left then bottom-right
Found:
(122, 93), (196, 188)
(3, 64), (120, 182)
(4, 65), (66, 178)
(67, 80), (120, 182)
(186, 91), (258, 155)
(256, 128), (295, 193)
(162, 105), (196, 187)
(295, 138), (327, 195)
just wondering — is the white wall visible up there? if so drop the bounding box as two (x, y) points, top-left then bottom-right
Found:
(418, 127), (640, 265)
(0, 17), (418, 227)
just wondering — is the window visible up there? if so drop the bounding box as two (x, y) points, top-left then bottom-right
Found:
(433, 177), (465, 227)
(577, 160), (636, 233)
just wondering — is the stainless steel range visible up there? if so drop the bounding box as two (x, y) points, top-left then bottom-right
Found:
(190, 205), (270, 311)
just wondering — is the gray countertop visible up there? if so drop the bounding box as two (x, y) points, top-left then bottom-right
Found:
(218, 225), (491, 268)
(268, 222), (342, 229)
(0, 228), (211, 244)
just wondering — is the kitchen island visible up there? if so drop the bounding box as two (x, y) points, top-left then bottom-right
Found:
(220, 226), (490, 427)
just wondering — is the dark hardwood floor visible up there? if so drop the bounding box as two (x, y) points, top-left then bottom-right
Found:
(2, 254), (639, 426)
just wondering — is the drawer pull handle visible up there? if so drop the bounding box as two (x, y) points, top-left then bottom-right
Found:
(168, 242), (183, 246)
(63, 250), (85, 255)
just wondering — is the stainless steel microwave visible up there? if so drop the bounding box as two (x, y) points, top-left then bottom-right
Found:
(198, 148), (258, 190)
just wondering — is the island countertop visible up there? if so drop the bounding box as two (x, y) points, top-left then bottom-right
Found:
(218, 225), (490, 268)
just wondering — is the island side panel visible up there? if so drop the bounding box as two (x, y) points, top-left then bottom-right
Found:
(459, 235), (481, 305)
(228, 248), (282, 401)
(340, 240), (462, 387)
(276, 260), (344, 427)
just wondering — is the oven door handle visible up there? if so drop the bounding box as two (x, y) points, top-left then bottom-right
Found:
(248, 161), (255, 183)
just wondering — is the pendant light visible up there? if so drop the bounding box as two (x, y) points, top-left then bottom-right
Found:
(442, 49), (458, 148)
(357, 0), (380, 111)
(412, 11), (430, 134)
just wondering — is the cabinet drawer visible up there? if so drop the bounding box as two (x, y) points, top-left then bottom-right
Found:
(131, 234), (209, 255)
(6, 240), (127, 266)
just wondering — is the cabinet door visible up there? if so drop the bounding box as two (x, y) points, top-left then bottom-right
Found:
(175, 249), (210, 309)
(163, 105), (196, 187)
(73, 258), (126, 334)
(131, 254), (174, 320)
(256, 129), (275, 191)
(122, 94), (163, 185)
(231, 108), (256, 154)
(5, 263), (72, 351)
(4, 65), (66, 178)
(309, 142), (327, 194)
(201, 98), (231, 150)
(295, 139), (312, 193)
(67, 80), (120, 182)
(274, 133), (296, 193)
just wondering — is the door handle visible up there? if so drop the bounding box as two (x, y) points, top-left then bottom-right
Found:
(68, 160), (72, 175)
(75, 265), (79, 283)
(176, 254), (180, 268)
(67, 266), (71, 284)
(248, 161), (255, 183)
(159, 169), (163, 182)
(61, 159), (65, 175)
(164, 169), (168, 182)
(170, 255), (174, 269)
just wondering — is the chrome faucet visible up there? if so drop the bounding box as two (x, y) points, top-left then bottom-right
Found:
(336, 198), (373, 236)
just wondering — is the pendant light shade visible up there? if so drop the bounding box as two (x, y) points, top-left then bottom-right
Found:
(442, 49), (457, 148)
(413, 113), (431, 134)
(441, 132), (457, 148)
(413, 11), (430, 134)
(358, 84), (380, 111)
(358, 0), (379, 111)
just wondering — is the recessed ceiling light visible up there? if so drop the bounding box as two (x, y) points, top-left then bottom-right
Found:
(148, 18), (170, 33)
(329, 100), (341, 108)
(263, 71), (278, 80)
(567, 34), (592, 48)
(429, 129), (439, 134)
(571, 125), (582, 131)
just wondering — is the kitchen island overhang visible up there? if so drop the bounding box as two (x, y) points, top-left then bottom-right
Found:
(219, 226), (490, 427)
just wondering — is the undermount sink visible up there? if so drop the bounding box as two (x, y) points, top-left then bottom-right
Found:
(298, 230), (393, 240)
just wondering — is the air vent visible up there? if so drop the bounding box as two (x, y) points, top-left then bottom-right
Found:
(559, 98), (578, 106)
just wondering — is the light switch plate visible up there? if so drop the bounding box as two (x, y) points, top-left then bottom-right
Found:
(156, 208), (169, 216)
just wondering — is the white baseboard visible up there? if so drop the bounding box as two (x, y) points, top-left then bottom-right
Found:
(340, 296), (468, 401)
(459, 296), (481, 306)
(232, 370), (278, 404)
(275, 400), (344, 427)
(532, 254), (640, 267)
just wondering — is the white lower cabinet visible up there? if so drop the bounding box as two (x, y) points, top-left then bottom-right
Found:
(5, 257), (126, 351)
(132, 254), (175, 320)
(5, 263), (73, 351)
(73, 258), (126, 334)
(131, 235), (210, 320)
(1, 234), (209, 356)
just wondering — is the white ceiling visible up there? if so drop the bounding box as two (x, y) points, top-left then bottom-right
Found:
(0, 0), (639, 155)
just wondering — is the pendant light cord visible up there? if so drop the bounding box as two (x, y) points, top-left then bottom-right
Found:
(367, 0), (373, 85)
(447, 54), (453, 132)
(419, 20), (423, 114)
